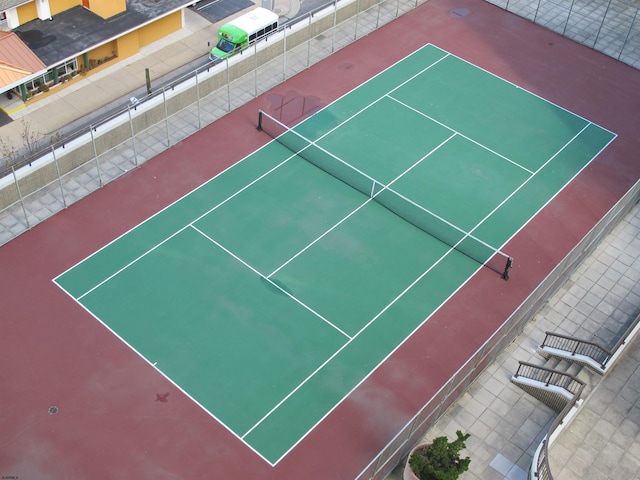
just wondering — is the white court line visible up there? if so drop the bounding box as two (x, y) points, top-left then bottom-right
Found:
(54, 46), (450, 286)
(54, 280), (275, 466)
(264, 52), (451, 158)
(246, 122), (603, 461)
(441, 47), (617, 137)
(387, 95), (535, 175)
(268, 132), (456, 277)
(71, 155), (293, 299)
(245, 86), (602, 450)
(189, 224), (352, 340)
(268, 197), (373, 278)
(244, 226), (464, 440)
(77, 225), (188, 301)
(52, 43), (618, 466)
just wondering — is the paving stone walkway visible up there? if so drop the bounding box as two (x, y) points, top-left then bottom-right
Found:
(386, 201), (640, 479)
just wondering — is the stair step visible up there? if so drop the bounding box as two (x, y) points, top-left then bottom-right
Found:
(537, 350), (592, 377)
(565, 362), (583, 377)
(576, 368), (600, 398)
(542, 356), (562, 370)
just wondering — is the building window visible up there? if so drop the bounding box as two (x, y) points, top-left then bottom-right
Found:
(23, 59), (78, 95)
(55, 58), (78, 78)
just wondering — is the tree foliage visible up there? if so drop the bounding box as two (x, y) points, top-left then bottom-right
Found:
(409, 430), (471, 480)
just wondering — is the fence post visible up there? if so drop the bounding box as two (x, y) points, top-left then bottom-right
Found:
(89, 127), (103, 186)
(127, 105), (139, 166)
(226, 57), (231, 112)
(254, 42), (259, 98)
(618, 7), (638, 61)
(355, 0), (360, 39)
(563, 0), (577, 36)
(196, 68), (202, 129)
(533, 0), (541, 22)
(283, 25), (287, 80)
(332, 0), (338, 52)
(51, 145), (67, 208)
(471, 340), (488, 375)
(163, 87), (170, 146)
(307, 15), (312, 67)
(11, 166), (29, 228)
(593, 0), (614, 49)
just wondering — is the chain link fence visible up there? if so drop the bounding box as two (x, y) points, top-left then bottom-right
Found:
(486, 0), (640, 68)
(0, 0), (430, 246)
(2, 1), (639, 478)
(2, 0), (639, 245)
(354, 180), (640, 480)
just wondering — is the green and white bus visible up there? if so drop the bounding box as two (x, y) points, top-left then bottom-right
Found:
(209, 7), (279, 62)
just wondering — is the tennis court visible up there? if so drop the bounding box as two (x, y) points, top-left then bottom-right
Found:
(53, 44), (615, 465)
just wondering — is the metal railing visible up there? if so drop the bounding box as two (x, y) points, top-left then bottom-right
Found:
(354, 181), (640, 480)
(0, 0), (358, 177)
(354, 316), (535, 480)
(529, 312), (640, 479)
(515, 363), (585, 480)
(539, 310), (640, 373)
(1, 1), (639, 477)
(513, 361), (585, 394)
(608, 311), (640, 360)
(539, 331), (611, 370)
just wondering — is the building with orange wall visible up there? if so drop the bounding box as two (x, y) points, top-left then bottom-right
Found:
(0, 0), (197, 111)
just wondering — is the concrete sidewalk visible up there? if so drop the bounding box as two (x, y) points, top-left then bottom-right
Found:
(0, 0), (307, 148)
(386, 202), (640, 480)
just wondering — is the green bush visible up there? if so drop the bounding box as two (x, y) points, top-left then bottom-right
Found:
(409, 430), (471, 480)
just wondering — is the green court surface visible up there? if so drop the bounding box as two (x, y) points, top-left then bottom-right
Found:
(54, 44), (615, 464)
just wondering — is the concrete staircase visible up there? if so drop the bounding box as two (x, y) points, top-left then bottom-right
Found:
(510, 352), (599, 413)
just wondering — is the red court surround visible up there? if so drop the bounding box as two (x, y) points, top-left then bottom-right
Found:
(1, 0), (640, 478)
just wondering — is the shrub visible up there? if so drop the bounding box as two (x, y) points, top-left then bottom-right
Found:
(409, 430), (471, 480)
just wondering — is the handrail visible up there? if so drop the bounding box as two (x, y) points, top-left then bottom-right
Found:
(541, 331), (610, 353)
(514, 361), (584, 395)
(532, 383), (584, 480)
(530, 312), (640, 479)
(514, 362), (585, 480)
(540, 331), (611, 369)
(540, 311), (640, 371)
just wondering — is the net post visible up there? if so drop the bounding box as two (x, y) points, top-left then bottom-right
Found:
(257, 110), (263, 131)
(502, 257), (513, 281)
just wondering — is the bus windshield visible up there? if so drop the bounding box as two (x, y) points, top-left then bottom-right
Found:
(216, 38), (236, 53)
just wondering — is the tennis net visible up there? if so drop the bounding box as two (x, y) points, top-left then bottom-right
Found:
(257, 110), (513, 280)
